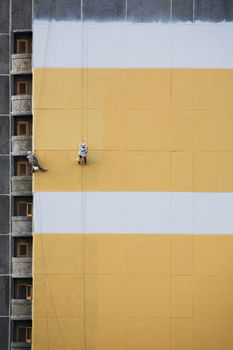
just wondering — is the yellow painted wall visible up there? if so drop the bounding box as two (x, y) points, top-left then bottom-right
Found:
(33, 68), (233, 349)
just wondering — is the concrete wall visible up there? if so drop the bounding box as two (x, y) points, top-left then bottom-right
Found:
(34, 0), (233, 21)
(0, 1), (10, 349)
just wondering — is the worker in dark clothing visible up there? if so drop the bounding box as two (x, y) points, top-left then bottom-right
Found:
(27, 151), (47, 173)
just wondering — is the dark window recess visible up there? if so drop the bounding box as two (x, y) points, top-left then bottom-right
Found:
(17, 326), (32, 343)
(17, 284), (32, 300)
(16, 39), (29, 54)
(17, 242), (29, 257)
(17, 121), (29, 136)
(17, 161), (28, 176)
(17, 201), (32, 217)
(17, 81), (28, 95)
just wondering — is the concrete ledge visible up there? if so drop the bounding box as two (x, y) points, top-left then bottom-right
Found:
(11, 54), (32, 74)
(11, 300), (32, 319)
(12, 176), (32, 195)
(12, 136), (32, 155)
(11, 343), (31, 349)
(12, 258), (32, 278)
(12, 217), (32, 236)
(11, 95), (32, 115)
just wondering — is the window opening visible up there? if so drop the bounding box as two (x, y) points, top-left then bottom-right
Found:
(17, 284), (32, 300)
(17, 202), (32, 217)
(17, 81), (28, 95)
(16, 39), (29, 54)
(17, 242), (29, 257)
(17, 161), (29, 176)
(17, 121), (29, 136)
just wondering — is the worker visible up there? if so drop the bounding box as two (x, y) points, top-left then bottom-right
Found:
(27, 151), (47, 173)
(77, 140), (88, 165)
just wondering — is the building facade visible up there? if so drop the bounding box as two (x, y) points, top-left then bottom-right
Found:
(0, 0), (233, 349)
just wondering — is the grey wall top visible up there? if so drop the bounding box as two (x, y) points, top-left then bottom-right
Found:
(34, 0), (233, 22)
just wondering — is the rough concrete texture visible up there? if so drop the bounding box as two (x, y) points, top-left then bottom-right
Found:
(0, 196), (9, 234)
(0, 318), (9, 350)
(12, 0), (32, 30)
(11, 300), (32, 318)
(0, 277), (9, 316)
(195, 0), (233, 21)
(0, 35), (9, 74)
(0, 77), (9, 115)
(0, 116), (9, 154)
(0, 236), (9, 274)
(0, 0), (9, 33)
(0, 157), (9, 194)
(12, 217), (32, 235)
(11, 96), (32, 115)
(84, 0), (126, 20)
(172, 0), (193, 21)
(34, 0), (81, 20)
(12, 177), (32, 194)
(11, 54), (32, 74)
(12, 258), (32, 278)
(12, 136), (32, 155)
(127, 0), (170, 22)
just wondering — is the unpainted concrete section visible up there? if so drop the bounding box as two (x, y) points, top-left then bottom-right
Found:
(127, 0), (170, 22)
(0, 196), (9, 234)
(0, 318), (9, 350)
(0, 0), (9, 33)
(11, 96), (32, 115)
(172, 0), (193, 21)
(11, 300), (32, 319)
(0, 277), (9, 316)
(83, 0), (126, 20)
(0, 236), (9, 274)
(34, 0), (81, 20)
(196, 0), (233, 21)
(11, 54), (32, 75)
(12, 217), (32, 236)
(0, 35), (9, 74)
(12, 258), (32, 278)
(12, 177), (32, 195)
(12, 0), (32, 30)
(0, 76), (9, 115)
(0, 157), (9, 194)
(12, 136), (32, 155)
(0, 116), (9, 154)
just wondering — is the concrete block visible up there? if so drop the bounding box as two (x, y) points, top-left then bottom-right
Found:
(12, 177), (32, 195)
(11, 343), (31, 350)
(12, 217), (32, 236)
(12, 258), (32, 278)
(0, 318), (9, 350)
(0, 157), (9, 194)
(11, 96), (32, 116)
(0, 116), (9, 154)
(195, 0), (224, 21)
(83, 0), (126, 20)
(0, 0), (9, 33)
(127, 0), (171, 22)
(225, 0), (233, 21)
(34, 0), (81, 20)
(172, 0), (193, 21)
(0, 35), (9, 74)
(11, 54), (32, 75)
(11, 300), (32, 319)
(0, 277), (9, 316)
(12, 136), (32, 155)
(12, 0), (32, 30)
(0, 76), (9, 115)
(0, 196), (9, 234)
(0, 236), (9, 274)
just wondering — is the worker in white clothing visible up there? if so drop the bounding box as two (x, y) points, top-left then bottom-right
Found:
(27, 151), (47, 173)
(77, 140), (88, 165)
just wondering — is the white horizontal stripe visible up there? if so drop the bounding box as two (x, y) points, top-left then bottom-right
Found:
(34, 192), (233, 234)
(33, 21), (233, 68)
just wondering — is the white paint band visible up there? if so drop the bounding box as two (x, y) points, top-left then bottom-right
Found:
(33, 21), (233, 68)
(34, 192), (233, 234)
